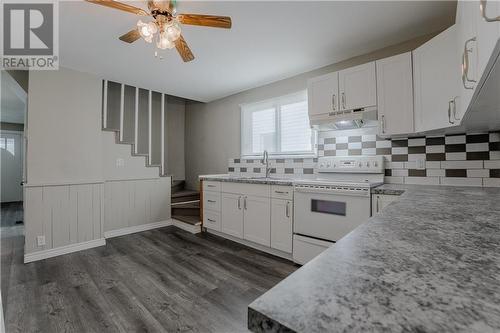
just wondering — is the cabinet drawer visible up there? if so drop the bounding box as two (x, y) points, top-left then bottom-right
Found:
(203, 181), (221, 192)
(271, 185), (293, 200)
(203, 191), (221, 212)
(203, 210), (221, 231)
(221, 182), (270, 197)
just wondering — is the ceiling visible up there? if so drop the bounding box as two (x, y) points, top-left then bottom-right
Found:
(60, 1), (456, 102)
(1, 72), (26, 124)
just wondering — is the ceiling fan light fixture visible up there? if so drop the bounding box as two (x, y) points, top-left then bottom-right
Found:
(137, 20), (157, 40)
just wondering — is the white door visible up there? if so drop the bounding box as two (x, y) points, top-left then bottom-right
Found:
(456, 0), (479, 120)
(243, 195), (271, 246)
(338, 62), (377, 111)
(307, 72), (339, 116)
(376, 52), (414, 136)
(413, 25), (461, 132)
(221, 193), (243, 238)
(1, 132), (23, 202)
(476, 0), (500, 79)
(271, 199), (292, 253)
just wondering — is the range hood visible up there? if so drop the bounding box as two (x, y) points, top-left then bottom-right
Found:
(309, 106), (378, 131)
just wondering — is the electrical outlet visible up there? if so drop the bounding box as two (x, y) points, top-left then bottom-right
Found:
(116, 158), (125, 168)
(36, 235), (45, 246)
(416, 158), (426, 170)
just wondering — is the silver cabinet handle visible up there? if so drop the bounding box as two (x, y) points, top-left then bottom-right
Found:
(341, 92), (346, 110)
(462, 37), (477, 90)
(448, 100), (455, 124)
(480, 0), (500, 22)
(331, 94), (336, 111)
(207, 218), (216, 223)
(244, 196), (247, 210)
(274, 190), (289, 194)
(207, 184), (216, 188)
(237, 196), (241, 210)
(285, 201), (290, 218)
(376, 196), (380, 213)
(207, 200), (216, 203)
(380, 115), (386, 134)
(452, 96), (460, 121)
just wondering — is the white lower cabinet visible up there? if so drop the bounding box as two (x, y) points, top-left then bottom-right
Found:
(271, 199), (293, 253)
(205, 181), (294, 257)
(243, 195), (271, 246)
(221, 192), (244, 238)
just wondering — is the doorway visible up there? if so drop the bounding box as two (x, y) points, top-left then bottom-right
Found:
(1, 70), (28, 318)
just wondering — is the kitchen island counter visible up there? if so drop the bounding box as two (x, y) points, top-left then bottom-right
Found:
(248, 184), (500, 332)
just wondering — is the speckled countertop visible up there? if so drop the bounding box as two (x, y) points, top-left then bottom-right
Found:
(199, 174), (294, 186)
(248, 184), (500, 332)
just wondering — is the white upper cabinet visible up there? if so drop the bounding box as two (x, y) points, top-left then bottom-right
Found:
(307, 72), (339, 116)
(376, 52), (414, 136)
(338, 62), (377, 111)
(413, 25), (461, 132)
(476, 0), (500, 77)
(457, 0), (480, 120)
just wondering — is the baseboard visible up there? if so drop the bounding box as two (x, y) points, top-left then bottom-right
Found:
(206, 229), (293, 261)
(104, 219), (173, 239)
(24, 238), (106, 263)
(172, 219), (201, 234)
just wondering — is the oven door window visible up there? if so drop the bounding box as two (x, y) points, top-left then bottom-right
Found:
(311, 199), (346, 216)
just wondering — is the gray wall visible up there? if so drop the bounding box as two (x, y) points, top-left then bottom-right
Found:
(166, 96), (186, 181)
(184, 33), (438, 189)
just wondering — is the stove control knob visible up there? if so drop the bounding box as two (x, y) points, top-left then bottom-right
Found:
(326, 162), (331, 168)
(365, 162), (370, 167)
(320, 163), (325, 168)
(358, 162), (362, 167)
(373, 161), (378, 167)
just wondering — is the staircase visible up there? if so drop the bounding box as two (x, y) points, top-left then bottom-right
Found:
(102, 80), (200, 232)
(171, 181), (201, 229)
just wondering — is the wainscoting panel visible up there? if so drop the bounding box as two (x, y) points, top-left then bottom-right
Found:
(104, 177), (171, 233)
(24, 182), (104, 255)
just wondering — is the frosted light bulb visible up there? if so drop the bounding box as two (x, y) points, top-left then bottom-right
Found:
(165, 22), (181, 42)
(156, 32), (174, 49)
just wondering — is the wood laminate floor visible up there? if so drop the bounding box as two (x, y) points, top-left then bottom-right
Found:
(1, 203), (297, 333)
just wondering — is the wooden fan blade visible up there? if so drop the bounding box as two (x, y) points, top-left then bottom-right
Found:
(119, 28), (141, 43)
(175, 35), (194, 62)
(85, 0), (149, 16)
(178, 14), (232, 29)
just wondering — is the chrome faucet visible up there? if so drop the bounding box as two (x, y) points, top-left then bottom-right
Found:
(262, 150), (271, 178)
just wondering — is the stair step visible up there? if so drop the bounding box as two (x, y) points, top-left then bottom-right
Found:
(171, 180), (186, 194)
(172, 201), (200, 216)
(172, 215), (201, 226)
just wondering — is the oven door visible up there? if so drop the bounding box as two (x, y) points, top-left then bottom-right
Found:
(294, 190), (371, 242)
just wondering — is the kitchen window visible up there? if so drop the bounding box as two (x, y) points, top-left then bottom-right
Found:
(241, 91), (315, 157)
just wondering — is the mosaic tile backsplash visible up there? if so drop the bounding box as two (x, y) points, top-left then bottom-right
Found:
(228, 130), (500, 187)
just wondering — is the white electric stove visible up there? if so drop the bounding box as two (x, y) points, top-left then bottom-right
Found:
(292, 156), (384, 265)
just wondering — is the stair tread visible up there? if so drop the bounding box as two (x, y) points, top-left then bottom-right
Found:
(172, 190), (200, 198)
(172, 201), (200, 209)
(173, 215), (201, 225)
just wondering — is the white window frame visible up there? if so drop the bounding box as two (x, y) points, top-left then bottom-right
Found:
(240, 90), (316, 158)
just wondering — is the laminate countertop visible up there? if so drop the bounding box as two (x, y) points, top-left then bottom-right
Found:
(248, 184), (500, 332)
(199, 174), (295, 186)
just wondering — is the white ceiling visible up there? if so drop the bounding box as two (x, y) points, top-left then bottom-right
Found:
(1, 72), (26, 124)
(60, 1), (456, 102)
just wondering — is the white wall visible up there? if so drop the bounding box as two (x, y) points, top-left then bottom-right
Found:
(25, 67), (173, 258)
(184, 34), (438, 189)
(166, 96), (185, 181)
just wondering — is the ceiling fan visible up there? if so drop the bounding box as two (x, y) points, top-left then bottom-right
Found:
(85, 0), (232, 62)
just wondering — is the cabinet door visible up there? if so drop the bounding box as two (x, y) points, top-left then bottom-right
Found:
(221, 193), (244, 238)
(456, 0), (479, 120)
(243, 195), (271, 246)
(338, 62), (377, 111)
(413, 25), (461, 132)
(376, 52), (414, 136)
(271, 199), (292, 253)
(477, 0), (500, 79)
(307, 72), (339, 116)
